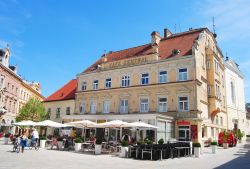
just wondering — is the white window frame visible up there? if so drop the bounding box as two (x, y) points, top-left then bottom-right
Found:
(105, 78), (112, 89)
(178, 68), (188, 81)
(56, 108), (61, 118)
(140, 97), (149, 113)
(93, 80), (98, 90)
(208, 85), (212, 96)
(231, 81), (235, 104)
(207, 60), (211, 69)
(178, 96), (189, 111)
(120, 99), (128, 114)
(158, 70), (167, 83)
(158, 97), (168, 112)
(121, 75), (130, 87)
(90, 101), (97, 114)
(81, 81), (87, 91)
(141, 73), (149, 85)
(103, 100), (110, 114)
(66, 107), (70, 115)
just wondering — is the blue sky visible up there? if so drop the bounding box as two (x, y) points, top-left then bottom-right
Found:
(0, 0), (249, 102)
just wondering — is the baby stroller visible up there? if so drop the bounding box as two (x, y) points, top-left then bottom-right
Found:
(13, 137), (20, 153)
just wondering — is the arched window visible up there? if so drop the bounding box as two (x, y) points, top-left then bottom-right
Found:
(231, 81), (235, 103)
(121, 75), (130, 87)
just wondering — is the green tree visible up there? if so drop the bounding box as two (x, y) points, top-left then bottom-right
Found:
(16, 98), (48, 122)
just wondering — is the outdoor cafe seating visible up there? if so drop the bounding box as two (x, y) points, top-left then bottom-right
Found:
(129, 141), (191, 160)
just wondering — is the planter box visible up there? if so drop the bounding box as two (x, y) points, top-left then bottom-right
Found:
(95, 144), (102, 155)
(75, 143), (82, 151)
(4, 137), (9, 144)
(58, 141), (63, 150)
(40, 140), (46, 148)
(120, 147), (128, 158)
(211, 145), (217, 154)
(194, 147), (201, 158)
(223, 143), (229, 149)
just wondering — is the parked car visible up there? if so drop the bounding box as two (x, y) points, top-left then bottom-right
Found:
(218, 131), (236, 147)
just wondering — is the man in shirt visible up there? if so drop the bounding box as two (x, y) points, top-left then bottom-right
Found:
(31, 128), (39, 144)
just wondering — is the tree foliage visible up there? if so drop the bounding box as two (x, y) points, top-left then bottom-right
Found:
(16, 97), (48, 122)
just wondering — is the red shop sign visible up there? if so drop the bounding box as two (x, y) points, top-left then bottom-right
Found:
(191, 125), (198, 139)
(177, 120), (190, 125)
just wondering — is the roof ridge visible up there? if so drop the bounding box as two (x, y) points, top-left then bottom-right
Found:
(45, 79), (76, 101)
(105, 43), (151, 56)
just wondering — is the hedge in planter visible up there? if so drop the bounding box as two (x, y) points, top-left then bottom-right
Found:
(210, 141), (218, 146)
(158, 138), (164, 144)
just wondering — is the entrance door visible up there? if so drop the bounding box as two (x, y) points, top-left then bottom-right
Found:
(178, 126), (190, 141)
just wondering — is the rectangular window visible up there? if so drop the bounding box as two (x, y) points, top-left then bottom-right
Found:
(141, 73), (149, 85)
(220, 117), (223, 126)
(207, 60), (211, 69)
(140, 98), (149, 113)
(56, 108), (61, 118)
(159, 71), (167, 83)
(66, 107), (70, 115)
(81, 82), (87, 91)
(120, 99), (128, 114)
(121, 76), (130, 87)
(105, 78), (112, 88)
(216, 116), (219, 125)
(178, 96), (189, 111)
(208, 85), (212, 96)
(178, 68), (188, 81)
(79, 102), (85, 114)
(158, 97), (167, 112)
(93, 80), (98, 90)
(103, 100), (110, 113)
(214, 59), (219, 73)
(90, 101), (97, 114)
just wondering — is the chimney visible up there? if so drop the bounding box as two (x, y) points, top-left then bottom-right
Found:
(164, 28), (172, 38)
(151, 31), (161, 53)
(101, 53), (107, 63)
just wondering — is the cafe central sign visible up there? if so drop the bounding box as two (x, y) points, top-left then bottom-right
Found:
(104, 56), (149, 70)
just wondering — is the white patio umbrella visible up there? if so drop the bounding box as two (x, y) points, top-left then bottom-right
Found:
(13, 120), (37, 126)
(94, 120), (135, 142)
(94, 120), (135, 128)
(130, 121), (158, 142)
(67, 120), (96, 128)
(130, 121), (158, 129)
(35, 120), (69, 128)
(66, 120), (97, 140)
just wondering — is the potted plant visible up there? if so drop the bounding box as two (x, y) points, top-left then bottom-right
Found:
(246, 135), (250, 142)
(136, 140), (145, 145)
(237, 130), (244, 143)
(193, 142), (201, 157)
(210, 141), (217, 154)
(120, 140), (129, 158)
(4, 133), (10, 145)
(57, 137), (64, 150)
(74, 137), (83, 151)
(39, 136), (47, 148)
(158, 138), (164, 145)
(222, 130), (229, 149)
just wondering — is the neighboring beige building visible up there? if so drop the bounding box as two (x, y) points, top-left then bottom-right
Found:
(43, 79), (76, 123)
(58, 28), (227, 143)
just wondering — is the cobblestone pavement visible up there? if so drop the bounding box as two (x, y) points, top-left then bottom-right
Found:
(0, 140), (249, 169)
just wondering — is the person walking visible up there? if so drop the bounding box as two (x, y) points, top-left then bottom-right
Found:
(31, 128), (39, 145)
(20, 129), (28, 153)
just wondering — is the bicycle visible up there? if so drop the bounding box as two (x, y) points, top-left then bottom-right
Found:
(29, 138), (39, 151)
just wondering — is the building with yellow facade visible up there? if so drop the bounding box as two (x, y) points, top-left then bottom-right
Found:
(57, 28), (227, 143)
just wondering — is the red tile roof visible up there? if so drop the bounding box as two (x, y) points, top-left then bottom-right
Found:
(44, 79), (77, 102)
(84, 28), (206, 73)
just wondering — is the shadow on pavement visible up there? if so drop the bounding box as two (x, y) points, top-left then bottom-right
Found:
(214, 143), (250, 169)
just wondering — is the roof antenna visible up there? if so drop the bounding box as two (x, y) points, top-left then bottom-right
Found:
(178, 23), (181, 33)
(174, 24), (177, 34)
(212, 17), (217, 38)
